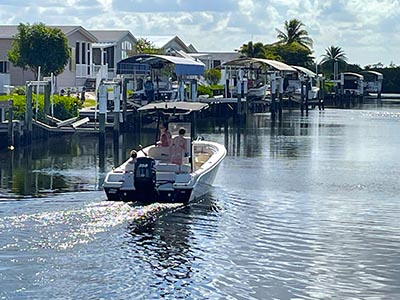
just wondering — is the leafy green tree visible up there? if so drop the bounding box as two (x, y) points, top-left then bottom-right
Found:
(276, 19), (313, 49)
(8, 23), (70, 77)
(205, 68), (221, 85)
(129, 38), (162, 55)
(266, 42), (313, 67)
(344, 63), (362, 73)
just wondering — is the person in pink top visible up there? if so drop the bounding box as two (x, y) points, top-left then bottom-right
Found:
(157, 123), (172, 147)
(169, 128), (187, 165)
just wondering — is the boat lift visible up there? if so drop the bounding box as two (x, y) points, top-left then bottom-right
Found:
(222, 57), (297, 121)
(116, 54), (205, 104)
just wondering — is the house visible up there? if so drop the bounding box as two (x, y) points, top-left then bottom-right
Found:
(0, 25), (98, 92)
(188, 52), (240, 85)
(142, 35), (197, 54)
(189, 52), (240, 69)
(89, 30), (137, 79)
(0, 25), (35, 93)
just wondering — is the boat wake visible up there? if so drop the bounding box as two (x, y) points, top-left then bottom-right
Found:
(0, 201), (183, 252)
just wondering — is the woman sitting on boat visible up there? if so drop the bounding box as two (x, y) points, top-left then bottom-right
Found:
(169, 128), (187, 165)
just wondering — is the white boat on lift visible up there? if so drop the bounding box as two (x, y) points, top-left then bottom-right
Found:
(103, 102), (226, 204)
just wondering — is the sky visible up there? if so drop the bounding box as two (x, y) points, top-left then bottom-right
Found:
(1, 0), (399, 67)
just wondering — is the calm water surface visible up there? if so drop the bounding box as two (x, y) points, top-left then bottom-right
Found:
(1, 107), (400, 299)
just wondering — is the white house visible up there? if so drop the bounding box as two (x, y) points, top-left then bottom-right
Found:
(90, 30), (137, 79)
(0, 25), (98, 92)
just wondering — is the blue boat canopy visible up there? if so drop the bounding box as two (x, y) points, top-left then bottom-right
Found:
(117, 54), (205, 76)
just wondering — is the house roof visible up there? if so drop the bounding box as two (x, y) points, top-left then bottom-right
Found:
(0, 25), (19, 38)
(142, 35), (176, 49)
(89, 30), (137, 43)
(0, 25), (97, 42)
(140, 35), (195, 53)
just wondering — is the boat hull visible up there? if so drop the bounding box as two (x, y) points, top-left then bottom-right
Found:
(104, 187), (192, 204)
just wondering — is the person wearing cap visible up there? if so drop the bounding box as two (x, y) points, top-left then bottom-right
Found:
(125, 149), (137, 172)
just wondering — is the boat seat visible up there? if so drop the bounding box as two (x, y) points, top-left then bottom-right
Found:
(148, 146), (170, 162)
(195, 153), (210, 163)
(180, 164), (191, 173)
(156, 163), (191, 174)
(156, 163), (179, 173)
(156, 172), (176, 182)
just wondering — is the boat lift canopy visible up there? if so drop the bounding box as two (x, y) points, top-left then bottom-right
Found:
(361, 70), (383, 80)
(342, 72), (364, 79)
(138, 101), (209, 115)
(117, 54), (205, 76)
(222, 57), (296, 72)
(291, 65), (316, 78)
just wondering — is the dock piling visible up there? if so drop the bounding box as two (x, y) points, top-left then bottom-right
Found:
(24, 83), (33, 145)
(7, 100), (14, 146)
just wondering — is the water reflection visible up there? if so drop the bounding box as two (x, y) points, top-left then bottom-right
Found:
(0, 110), (342, 197)
(1, 107), (400, 299)
(124, 196), (220, 299)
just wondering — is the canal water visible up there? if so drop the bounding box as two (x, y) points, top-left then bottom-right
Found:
(1, 106), (400, 299)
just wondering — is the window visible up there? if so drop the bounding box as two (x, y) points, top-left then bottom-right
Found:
(69, 47), (76, 71)
(104, 47), (114, 67)
(121, 41), (132, 59)
(0, 61), (9, 73)
(75, 42), (80, 64)
(213, 60), (221, 68)
(81, 43), (86, 64)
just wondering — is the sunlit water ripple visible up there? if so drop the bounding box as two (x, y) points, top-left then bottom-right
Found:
(1, 108), (400, 299)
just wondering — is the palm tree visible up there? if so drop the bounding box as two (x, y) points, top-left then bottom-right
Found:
(276, 19), (313, 49)
(239, 41), (266, 58)
(320, 45), (348, 65)
(320, 45), (348, 79)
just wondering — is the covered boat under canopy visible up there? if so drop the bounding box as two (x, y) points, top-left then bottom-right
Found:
(117, 54), (205, 76)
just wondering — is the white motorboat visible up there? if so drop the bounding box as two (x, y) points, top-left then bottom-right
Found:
(103, 102), (226, 204)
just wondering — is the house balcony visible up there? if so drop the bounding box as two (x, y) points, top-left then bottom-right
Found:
(92, 64), (116, 80)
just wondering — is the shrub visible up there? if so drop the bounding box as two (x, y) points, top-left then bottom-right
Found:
(205, 68), (222, 85)
(197, 85), (213, 98)
(0, 94), (82, 121)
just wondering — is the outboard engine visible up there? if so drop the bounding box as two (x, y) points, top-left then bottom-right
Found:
(134, 156), (156, 203)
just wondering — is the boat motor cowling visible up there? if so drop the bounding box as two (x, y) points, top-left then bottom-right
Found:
(134, 157), (156, 201)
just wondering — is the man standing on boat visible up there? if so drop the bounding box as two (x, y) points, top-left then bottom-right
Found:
(169, 128), (187, 165)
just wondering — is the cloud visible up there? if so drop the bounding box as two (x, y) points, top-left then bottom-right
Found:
(0, 0), (399, 65)
(112, 0), (237, 13)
